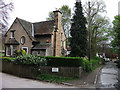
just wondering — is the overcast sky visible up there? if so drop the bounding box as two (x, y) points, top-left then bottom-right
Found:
(7, 0), (120, 27)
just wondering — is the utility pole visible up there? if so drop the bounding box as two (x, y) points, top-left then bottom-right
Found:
(88, 1), (91, 70)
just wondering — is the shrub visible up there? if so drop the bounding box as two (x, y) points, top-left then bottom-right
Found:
(13, 50), (27, 57)
(13, 55), (46, 66)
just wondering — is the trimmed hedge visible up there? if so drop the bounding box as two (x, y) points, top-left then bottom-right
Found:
(1, 55), (102, 72)
(0, 57), (15, 62)
(45, 56), (83, 67)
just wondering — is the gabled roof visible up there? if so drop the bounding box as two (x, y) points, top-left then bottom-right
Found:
(33, 20), (54, 35)
(5, 18), (55, 42)
(17, 18), (37, 42)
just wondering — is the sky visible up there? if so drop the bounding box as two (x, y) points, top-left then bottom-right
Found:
(7, 0), (120, 27)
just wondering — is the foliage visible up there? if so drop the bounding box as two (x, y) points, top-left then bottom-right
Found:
(112, 15), (120, 59)
(45, 56), (83, 67)
(37, 74), (76, 83)
(81, 57), (102, 72)
(70, 1), (88, 57)
(83, 0), (111, 57)
(46, 5), (71, 39)
(13, 49), (27, 57)
(1, 57), (15, 62)
(13, 55), (47, 66)
(41, 56), (102, 72)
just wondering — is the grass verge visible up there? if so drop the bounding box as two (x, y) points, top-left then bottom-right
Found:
(37, 74), (77, 83)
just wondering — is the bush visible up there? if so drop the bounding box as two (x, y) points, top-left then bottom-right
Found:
(1, 57), (15, 62)
(13, 50), (27, 57)
(43, 56), (83, 67)
(14, 55), (46, 66)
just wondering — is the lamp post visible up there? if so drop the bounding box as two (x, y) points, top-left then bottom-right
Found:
(88, 1), (91, 70)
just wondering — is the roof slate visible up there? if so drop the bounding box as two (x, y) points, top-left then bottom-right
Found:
(33, 20), (54, 35)
(17, 18), (55, 41)
(17, 18), (37, 42)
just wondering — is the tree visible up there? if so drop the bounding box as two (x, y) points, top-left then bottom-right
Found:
(46, 5), (71, 39)
(0, 0), (13, 50)
(0, 0), (13, 32)
(112, 15), (120, 59)
(83, 0), (111, 57)
(70, 1), (88, 57)
(91, 15), (111, 56)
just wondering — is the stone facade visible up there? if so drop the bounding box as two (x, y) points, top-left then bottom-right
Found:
(4, 10), (66, 57)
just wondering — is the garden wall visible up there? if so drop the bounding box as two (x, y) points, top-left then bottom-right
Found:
(2, 61), (83, 78)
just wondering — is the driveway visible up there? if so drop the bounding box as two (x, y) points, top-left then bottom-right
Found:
(1, 72), (76, 88)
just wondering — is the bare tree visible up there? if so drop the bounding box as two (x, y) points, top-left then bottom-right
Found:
(0, 0), (13, 50)
(0, 0), (13, 33)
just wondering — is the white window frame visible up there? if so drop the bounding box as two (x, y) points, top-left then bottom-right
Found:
(11, 31), (14, 38)
(22, 47), (28, 54)
(21, 36), (25, 45)
(6, 46), (10, 56)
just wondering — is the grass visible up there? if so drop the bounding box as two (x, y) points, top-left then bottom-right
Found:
(0, 53), (5, 57)
(37, 74), (77, 83)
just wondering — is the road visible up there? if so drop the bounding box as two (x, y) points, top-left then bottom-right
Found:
(96, 61), (119, 90)
(1, 72), (76, 88)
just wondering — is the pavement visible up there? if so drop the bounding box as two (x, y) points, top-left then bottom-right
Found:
(66, 65), (103, 88)
(1, 72), (76, 88)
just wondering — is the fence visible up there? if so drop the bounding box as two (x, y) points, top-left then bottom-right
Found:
(2, 61), (83, 78)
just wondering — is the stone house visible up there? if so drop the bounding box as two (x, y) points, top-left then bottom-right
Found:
(4, 10), (66, 57)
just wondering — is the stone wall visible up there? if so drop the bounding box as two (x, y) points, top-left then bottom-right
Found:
(2, 61), (83, 78)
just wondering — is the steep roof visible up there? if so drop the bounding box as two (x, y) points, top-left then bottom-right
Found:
(33, 20), (54, 35)
(17, 18), (37, 42)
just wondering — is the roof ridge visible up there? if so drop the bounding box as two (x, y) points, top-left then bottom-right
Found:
(33, 20), (54, 24)
(16, 17), (32, 23)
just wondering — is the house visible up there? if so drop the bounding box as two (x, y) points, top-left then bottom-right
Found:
(4, 10), (66, 57)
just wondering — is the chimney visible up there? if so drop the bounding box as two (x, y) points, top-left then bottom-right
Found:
(53, 9), (62, 30)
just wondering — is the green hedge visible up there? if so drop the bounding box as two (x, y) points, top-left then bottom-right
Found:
(1, 55), (102, 72)
(0, 57), (15, 62)
(42, 56), (83, 67)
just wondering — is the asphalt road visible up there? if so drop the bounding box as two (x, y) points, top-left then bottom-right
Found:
(1, 72), (76, 88)
(96, 61), (119, 90)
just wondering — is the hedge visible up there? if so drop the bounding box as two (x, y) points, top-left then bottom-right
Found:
(0, 57), (15, 62)
(44, 56), (83, 67)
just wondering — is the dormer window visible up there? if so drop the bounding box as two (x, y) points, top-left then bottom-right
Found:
(11, 31), (15, 38)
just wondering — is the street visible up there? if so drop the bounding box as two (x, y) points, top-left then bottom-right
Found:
(96, 61), (119, 90)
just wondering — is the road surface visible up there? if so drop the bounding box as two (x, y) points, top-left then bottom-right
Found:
(1, 72), (76, 88)
(96, 61), (119, 90)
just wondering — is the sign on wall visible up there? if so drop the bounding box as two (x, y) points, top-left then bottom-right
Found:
(52, 68), (59, 72)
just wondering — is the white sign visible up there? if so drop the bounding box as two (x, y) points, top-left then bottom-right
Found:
(52, 68), (59, 72)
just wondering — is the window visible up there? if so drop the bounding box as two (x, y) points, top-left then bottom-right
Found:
(22, 47), (28, 54)
(11, 31), (14, 38)
(6, 46), (11, 56)
(21, 36), (25, 45)
(12, 45), (17, 55)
